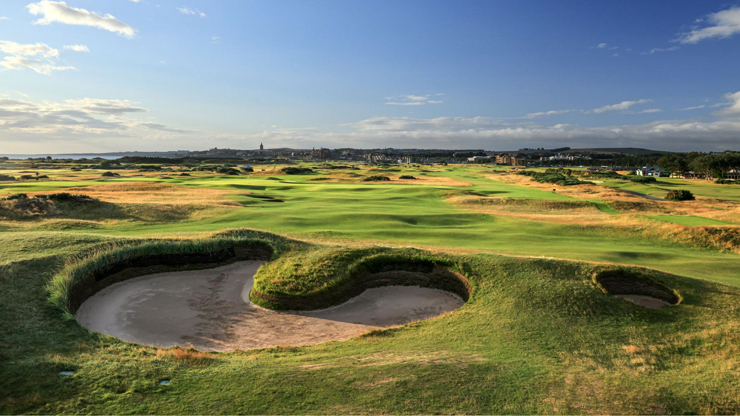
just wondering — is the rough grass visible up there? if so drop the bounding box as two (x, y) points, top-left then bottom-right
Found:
(1, 231), (740, 414)
(250, 246), (471, 310)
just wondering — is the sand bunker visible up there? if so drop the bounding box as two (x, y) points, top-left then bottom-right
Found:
(595, 270), (679, 309)
(76, 261), (464, 351)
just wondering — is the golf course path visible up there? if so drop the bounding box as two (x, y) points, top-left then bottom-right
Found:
(76, 261), (464, 351)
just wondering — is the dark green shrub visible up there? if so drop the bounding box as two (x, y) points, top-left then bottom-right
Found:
(217, 167), (241, 175)
(518, 171), (591, 186)
(281, 167), (313, 175)
(665, 189), (695, 201)
(0, 174), (15, 181)
(5, 193), (28, 200)
(35, 193), (96, 203)
(101, 171), (120, 177)
(363, 175), (391, 182)
(626, 175), (657, 183)
(399, 175), (417, 180)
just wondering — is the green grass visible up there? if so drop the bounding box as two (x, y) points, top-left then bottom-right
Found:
(1, 163), (740, 413)
(649, 215), (734, 226)
(2, 233), (739, 414)
(602, 177), (740, 202)
(2, 167), (739, 286)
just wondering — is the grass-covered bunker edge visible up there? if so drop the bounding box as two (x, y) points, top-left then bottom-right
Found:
(47, 229), (289, 316)
(46, 229), (475, 317)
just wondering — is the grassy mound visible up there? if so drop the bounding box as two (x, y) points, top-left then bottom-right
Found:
(250, 247), (472, 310)
(47, 229), (294, 316)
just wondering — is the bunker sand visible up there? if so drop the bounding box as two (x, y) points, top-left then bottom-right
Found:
(76, 261), (463, 351)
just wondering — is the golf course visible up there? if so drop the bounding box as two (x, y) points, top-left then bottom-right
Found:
(1, 160), (739, 414)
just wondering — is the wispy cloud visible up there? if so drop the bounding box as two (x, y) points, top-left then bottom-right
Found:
(679, 6), (740, 44)
(0, 40), (75, 75)
(639, 109), (663, 114)
(0, 97), (188, 136)
(27, 1), (136, 38)
(178, 7), (206, 18)
(592, 99), (652, 114)
(385, 94), (444, 106)
(525, 109), (571, 119)
(678, 105), (705, 111)
(646, 46), (680, 54)
(63, 44), (89, 52)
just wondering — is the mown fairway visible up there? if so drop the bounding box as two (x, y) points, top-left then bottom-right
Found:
(1, 162), (739, 414)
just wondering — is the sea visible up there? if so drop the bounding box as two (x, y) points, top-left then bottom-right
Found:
(1, 154), (133, 160)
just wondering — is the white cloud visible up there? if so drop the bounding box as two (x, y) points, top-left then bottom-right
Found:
(385, 101), (425, 106)
(612, 53), (619, 57)
(525, 109), (571, 119)
(592, 99), (652, 114)
(385, 94), (444, 106)
(597, 43), (607, 48)
(0, 97), (187, 137)
(715, 91), (740, 118)
(678, 105), (705, 111)
(0, 17), (9, 21)
(0, 41), (75, 75)
(0, 56), (75, 75)
(211, 35), (220, 43)
(27, 1), (137, 38)
(63, 44), (89, 52)
(639, 109), (663, 114)
(648, 46), (679, 54)
(679, 6), (740, 44)
(178, 7), (206, 18)
(0, 41), (59, 57)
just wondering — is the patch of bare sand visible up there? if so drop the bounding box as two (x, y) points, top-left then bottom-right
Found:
(39, 182), (241, 206)
(617, 295), (672, 309)
(76, 261), (464, 351)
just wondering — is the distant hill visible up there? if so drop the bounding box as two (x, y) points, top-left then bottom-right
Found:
(510, 147), (672, 155)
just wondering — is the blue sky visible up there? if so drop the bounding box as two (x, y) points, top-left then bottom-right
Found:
(1, 0), (740, 153)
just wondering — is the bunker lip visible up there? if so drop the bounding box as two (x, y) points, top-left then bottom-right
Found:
(75, 261), (465, 351)
(66, 242), (274, 314)
(594, 269), (680, 309)
(251, 262), (473, 311)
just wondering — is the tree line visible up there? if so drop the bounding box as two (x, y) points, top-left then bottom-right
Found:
(657, 151), (740, 179)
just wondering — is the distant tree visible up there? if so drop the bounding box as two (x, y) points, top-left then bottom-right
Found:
(690, 151), (740, 179)
(657, 154), (688, 174)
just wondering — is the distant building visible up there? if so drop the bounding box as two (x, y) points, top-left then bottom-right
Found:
(636, 166), (664, 177)
(260, 143), (264, 151)
(496, 155), (512, 165)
